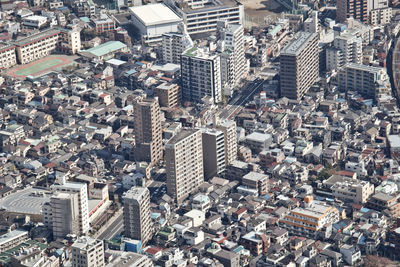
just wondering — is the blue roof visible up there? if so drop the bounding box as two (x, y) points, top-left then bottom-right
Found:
(360, 208), (370, 213)
(80, 17), (90, 23)
(125, 69), (137, 76)
(232, 245), (244, 254)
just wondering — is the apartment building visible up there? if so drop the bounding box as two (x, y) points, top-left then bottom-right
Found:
(280, 197), (340, 238)
(0, 230), (29, 253)
(370, 7), (392, 25)
(123, 187), (152, 245)
(42, 192), (80, 240)
(331, 179), (374, 204)
(165, 0), (244, 35)
(50, 182), (90, 235)
(14, 28), (61, 64)
(202, 129), (226, 180)
(217, 21), (247, 91)
(58, 28), (81, 55)
(337, 0), (369, 23)
(91, 14), (115, 33)
(154, 83), (181, 108)
(166, 129), (204, 205)
(181, 47), (222, 104)
(326, 33), (362, 71)
(280, 31), (319, 100)
(338, 63), (391, 99)
(133, 98), (163, 166)
(71, 237), (104, 267)
(0, 44), (16, 69)
(216, 120), (238, 166)
(162, 30), (193, 64)
(367, 192), (400, 217)
(242, 172), (269, 196)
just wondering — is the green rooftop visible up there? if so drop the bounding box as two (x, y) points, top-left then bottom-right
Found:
(0, 240), (48, 266)
(83, 41), (127, 57)
(184, 47), (198, 57)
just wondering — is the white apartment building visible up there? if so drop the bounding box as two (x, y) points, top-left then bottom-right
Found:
(0, 230), (29, 253)
(304, 11), (319, 33)
(166, 129), (204, 205)
(326, 33), (362, 71)
(370, 7), (392, 25)
(123, 187), (152, 245)
(181, 47), (222, 103)
(14, 28), (61, 64)
(50, 182), (90, 235)
(217, 21), (247, 93)
(42, 192), (80, 240)
(59, 28), (81, 54)
(162, 29), (193, 64)
(0, 45), (16, 69)
(280, 197), (340, 238)
(216, 119), (237, 166)
(202, 129), (225, 180)
(165, 0), (244, 35)
(331, 179), (374, 204)
(71, 237), (104, 267)
(23, 15), (48, 28)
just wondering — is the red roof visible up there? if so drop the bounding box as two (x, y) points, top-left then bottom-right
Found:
(45, 162), (56, 168)
(145, 247), (162, 255)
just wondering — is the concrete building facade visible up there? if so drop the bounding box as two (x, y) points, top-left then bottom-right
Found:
(71, 236), (104, 267)
(202, 129), (225, 180)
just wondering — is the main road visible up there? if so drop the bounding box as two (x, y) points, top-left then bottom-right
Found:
(219, 78), (264, 120)
(96, 212), (123, 240)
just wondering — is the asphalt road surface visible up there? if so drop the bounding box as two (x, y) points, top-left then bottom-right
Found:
(97, 213), (123, 240)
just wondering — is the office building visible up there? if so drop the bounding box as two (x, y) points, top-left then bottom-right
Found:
(217, 21), (247, 92)
(165, 0), (244, 35)
(133, 98), (163, 166)
(123, 187), (152, 245)
(71, 236), (104, 267)
(166, 129), (204, 205)
(129, 3), (182, 45)
(43, 192), (80, 240)
(181, 47), (222, 103)
(14, 28), (61, 64)
(280, 31), (319, 100)
(326, 33), (362, 71)
(51, 182), (90, 235)
(202, 129), (225, 180)
(0, 45), (16, 69)
(216, 120), (237, 166)
(280, 196), (340, 238)
(162, 25), (193, 64)
(337, 63), (391, 99)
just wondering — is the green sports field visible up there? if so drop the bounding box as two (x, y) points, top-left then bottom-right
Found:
(14, 58), (64, 76)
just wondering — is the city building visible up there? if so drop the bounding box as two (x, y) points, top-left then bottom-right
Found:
(91, 14), (115, 33)
(280, 197), (340, 237)
(50, 182), (90, 235)
(154, 83), (181, 108)
(181, 47), (222, 103)
(326, 33), (362, 71)
(280, 31), (319, 100)
(22, 15), (47, 28)
(202, 129), (226, 180)
(79, 41), (128, 60)
(129, 3), (182, 45)
(0, 230), (29, 253)
(106, 251), (154, 267)
(216, 120), (238, 166)
(71, 236), (105, 267)
(217, 21), (247, 92)
(367, 192), (400, 217)
(123, 187), (152, 245)
(304, 11), (319, 33)
(166, 129), (204, 205)
(133, 98), (163, 166)
(43, 192), (80, 240)
(242, 172), (269, 196)
(0, 45), (16, 69)
(331, 179), (374, 204)
(14, 28), (61, 64)
(58, 28), (81, 55)
(337, 0), (369, 23)
(162, 27), (193, 64)
(165, 0), (244, 35)
(337, 63), (392, 100)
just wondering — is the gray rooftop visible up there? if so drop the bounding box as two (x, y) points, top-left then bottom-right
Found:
(280, 31), (318, 56)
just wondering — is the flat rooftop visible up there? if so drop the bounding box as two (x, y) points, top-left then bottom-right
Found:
(280, 31), (318, 57)
(14, 28), (61, 47)
(177, 0), (241, 14)
(129, 4), (181, 26)
(0, 187), (52, 215)
(81, 41), (127, 57)
(167, 128), (200, 145)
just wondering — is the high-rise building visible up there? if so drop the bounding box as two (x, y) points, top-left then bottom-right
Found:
(303, 11), (319, 33)
(50, 182), (90, 235)
(166, 129), (204, 205)
(216, 120), (238, 166)
(123, 187), (152, 245)
(181, 48), (222, 104)
(217, 21), (247, 91)
(280, 32), (319, 100)
(134, 98), (163, 166)
(202, 129), (225, 180)
(162, 24), (193, 64)
(43, 192), (80, 240)
(337, 0), (369, 23)
(326, 33), (362, 71)
(71, 236), (104, 267)
(337, 63), (391, 99)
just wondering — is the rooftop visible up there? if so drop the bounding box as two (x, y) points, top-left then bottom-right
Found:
(14, 28), (61, 47)
(281, 31), (318, 56)
(129, 4), (181, 26)
(166, 128), (200, 146)
(81, 41), (127, 57)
